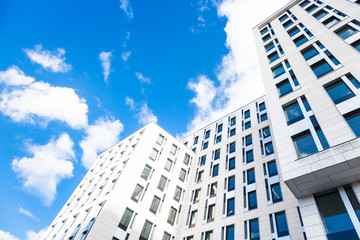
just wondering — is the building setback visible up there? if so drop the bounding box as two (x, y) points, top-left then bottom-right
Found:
(42, 0), (360, 239)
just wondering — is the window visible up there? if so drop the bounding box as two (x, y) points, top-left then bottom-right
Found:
(259, 102), (266, 111)
(214, 149), (220, 160)
(139, 220), (153, 240)
(229, 142), (236, 153)
(313, 9), (328, 19)
(149, 148), (158, 161)
(141, 165), (152, 180)
(279, 14), (289, 22)
(248, 191), (257, 210)
(218, 124), (223, 133)
(164, 159), (173, 171)
(156, 135), (164, 145)
(344, 185), (360, 220)
(228, 176), (235, 191)
(268, 51), (279, 62)
(203, 142), (209, 150)
(260, 113), (268, 122)
(292, 130), (318, 158)
(310, 116), (330, 149)
(149, 196), (161, 214)
(323, 15), (340, 28)
(158, 176), (167, 191)
(216, 135), (222, 143)
(263, 127), (271, 138)
(193, 189), (201, 202)
(306, 4), (318, 13)
(273, 211), (289, 237)
(228, 157), (235, 170)
(302, 96), (312, 111)
(315, 190), (358, 239)
(288, 26), (300, 36)
(311, 58), (334, 78)
(245, 121), (251, 130)
(283, 101), (304, 125)
(131, 184), (143, 202)
(200, 155), (206, 166)
(227, 198), (235, 216)
(189, 210), (197, 226)
(210, 182), (217, 197)
(246, 150), (254, 163)
(186, 236), (194, 240)
(250, 219), (260, 240)
(245, 135), (252, 146)
(167, 207), (177, 225)
(301, 45), (319, 60)
(179, 168), (187, 182)
(118, 208), (133, 230)
(265, 142), (274, 155)
(351, 39), (360, 51)
(262, 33), (271, 42)
(283, 19), (294, 29)
(194, 136), (199, 144)
(299, 0), (310, 8)
(260, 27), (269, 35)
(276, 80), (293, 96)
(344, 108), (360, 137)
(212, 164), (219, 177)
(294, 34), (308, 46)
(184, 154), (190, 165)
(268, 160), (278, 177)
(247, 168), (255, 184)
(174, 186), (182, 201)
(335, 23), (358, 39)
(245, 110), (250, 119)
(205, 130), (210, 139)
(271, 183), (283, 203)
(272, 64), (285, 78)
(348, 73), (360, 89)
(325, 79), (355, 104)
(162, 232), (171, 240)
(207, 204), (215, 221)
(197, 170), (204, 182)
(225, 225), (234, 240)
(230, 128), (236, 137)
(231, 117), (236, 126)
(170, 144), (177, 155)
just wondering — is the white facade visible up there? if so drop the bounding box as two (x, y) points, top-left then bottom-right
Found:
(42, 1), (360, 240)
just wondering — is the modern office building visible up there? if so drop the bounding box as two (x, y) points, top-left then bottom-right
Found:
(41, 0), (360, 239)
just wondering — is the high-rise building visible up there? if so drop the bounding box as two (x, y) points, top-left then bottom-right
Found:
(42, 0), (360, 239)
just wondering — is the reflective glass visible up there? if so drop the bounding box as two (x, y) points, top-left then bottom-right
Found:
(311, 59), (333, 78)
(293, 130), (318, 157)
(325, 79), (355, 104)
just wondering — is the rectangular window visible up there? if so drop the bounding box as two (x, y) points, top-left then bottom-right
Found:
(250, 219), (260, 240)
(344, 108), (360, 137)
(164, 159), (173, 171)
(179, 168), (187, 182)
(272, 64), (285, 78)
(141, 165), (152, 180)
(210, 182), (217, 197)
(261, 113), (268, 122)
(263, 127), (271, 138)
(212, 164), (219, 177)
(313, 9), (328, 19)
(246, 150), (254, 163)
(262, 33), (271, 42)
(204, 230), (213, 240)
(276, 79), (293, 96)
(344, 185), (360, 221)
(214, 149), (220, 160)
(205, 130), (210, 139)
(271, 183), (283, 203)
(140, 220), (153, 240)
(283, 101), (304, 125)
(227, 198), (235, 216)
(131, 184), (143, 202)
(245, 135), (252, 146)
(275, 211), (289, 237)
(283, 19), (294, 29)
(245, 121), (251, 130)
(265, 142), (274, 155)
(201, 155), (206, 166)
(218, 124), (223, 133)
(247, 168), (255, 184)
(311, 59), (334, 78)
(189, 210), (197, 226)
(167, 207), (177, 225)
(259, 102), (266, 111)
(174, 186), (182, 202)
(228, 176), (235, 191)
(245, 110), (250, 119)
(193, 189), (201, 203)
(335, 22), (359, 39)
(288, 26), (300, 36)
(149, 148), (158, 161)
(162, 232), (171, 240)
(301, 45), (319, 60)
(118, 208), (133, 231)
(207, 204), (215, 221)
(268, 51), (279, 63)
(268, 160), (278, 177)
(216, 135), (222, 143)
(149, 196), (161, 214)
(292, 130), (318, 158)
(183, 154), (190, 165)
(158, 176), (167, 191)
(310, 116), (330, 149)
(228, 157), (235, 170)
(225, 225), (234, 240)
(351, 39), (360, 52)
(194, 136), (199, 144)
(248, 191), (257, 210)
(294, 34), (308, 46)
(197, 170), (204, 182)
(170, 144), (177, 155)
(325, 78), (355, 104)
(156, 135), (164, 145)
(231, 117), (236, 126)
(230, 128), (236, 137)
(323, 15), (340, 28)
(229, 142), (236, 153)
(203, 142), (209, 150)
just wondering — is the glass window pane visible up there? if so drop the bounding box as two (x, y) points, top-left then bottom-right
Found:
(250, 219), (260, 240)
(288, 26), (300, 37)
(212, 164), (219, 177)
(313, 9), (328, 19)
(119, 208), (133, 230)
(263, 127), (271, 138)
(227, 198), (235, 216)
(272, 64), (286, 78)
(131, 184), (143, 202)
(149, 196), (161, 214)
(335, 25), (358, 39)
(158, 176), (167, 191)
(149, 148), (158, 161)
(167, 207), (177, 225)
(271, 183), (283, 203)
(141, 165), (152, 180)
(311, 59), (333, 78)
(229, 157), (235, 170)
(268, 51), (279, 62)
(164, 159), (173, 171)
(162, 232), (171, 240)
(174, 186), (182, 201)
(351, 39), (360, 52)
(277, 79), (293, 96)
(247, 169), (255, 184)
(248, 191), (257, 210)
(294, 35), (308, 46)
(179, 168), (186, 182)
(293, 130), (318, 157)
(302, 46), (319, 60)
(246, 150), (254, 163)
(268, 161), (278, 177)
(283, 101), (304, 125)
(275, 212), (289, 237)
(228, 176), (235, 191)
(140, 220), (153, 239)
(325, 79), (355, 104)
(226, 225), (234, 240)
(347, 74), (360, 89)
(265, 142), (274, 155)
(323, 16), (340, 28)
(344, 185), (360, 221)
(344, 109), (360, 137)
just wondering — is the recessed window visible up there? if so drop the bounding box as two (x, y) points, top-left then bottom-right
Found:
(325, 79), (355, 104)
(271, 183), (283, 203)
(149, 196), (161, 214)
(245, 121), (251, 130)
(246, 150), (254, 163)
(268, 160), (278, 177)
(283, 19), (294, 29)
(225, 225), (234, 240)
(229, 142), (236, 153)
(156, 135), (164, 145)
(167, 207), (177, 225)
(294, 34), (308, 46)
(230, 128), (236, 137)
(265, 42), (275, 52)
(162, 232), (171, 240)
(179, 168), (186, 182)
(194, 136), (199, 144)
(262, 34), (271, 42)
(170, 144), (177, 155)
(210, 182), (217, 197)
(158, 176), (167, 191)
(276, 79), (293, 96)
(310, 116), (330, 149)
(164, 159), (173, 171)
(292, 130), (318, 158)
(216, 135), (222, 143)
(261, 113), (268, 122)
(246, 135), (252, 146)
(245, 110), (250, 119)
(301, 45), (319, 60)
(197, 170), (204, 182)
(311, 59), (334, 78)
(173, 186), (182, 202)
(268, 51), (279, 62)
(263, 127), (271, 138)
(283, 101), (304, 125)
(218, 124), (223, 133)
(189, 210), (197, 227)
(335, 24), (358, 39)
(273, 211), (289, 237)
(259, 102), (266, 111)
(193, 189), (201, 202)
(344, 108), (360, 137)
(227, 198), (235, 216)
(279, 14), (289, 22)
(149, 148), (158, 161)
(299, 0), (310, 8)
(131, 184), (143, 202)
(344, 185), (360, 220)
(306, 4), (318, 13)
(229, 157), (235, 171)
(205, 130), (210, 139)
(288, 26), (300, 36)
(207, 205), (215, 221)
(351, 39), (360, 52)
(265, 142), (274, 155)
(200, 155), (206, 166)
(141, 165), (152, 180)
(248, 191), (257, 210)
(203, 142), (209, 150)
(228, 175), (235, 191)
(231, 117), (236, 126)
(212, 164), (219, 177)
(247, 168), (255, 184)
(250, 219), (260, 240)
(260, 27), (269, 35)
(118, 208), (134, 231)
(272, 64), (286, 78)
(183, 154), (190, 165)
(313, 9), (328, 19)
(323, 15), (340, 28)
(214, 149), (220, 160)
(140, 220), (153, 240)
(347, 73), (360, 89)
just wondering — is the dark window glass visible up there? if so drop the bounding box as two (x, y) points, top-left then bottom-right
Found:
(245, 121), (251, 129)
(207, 205), (215, 221)
(228, 176), (235, 191)
(214, 149), (220, 160)
(313, 9), (328, 19)
(245, 110), (250, 119)
(268, 160), (278, 177)
(247, 168), (255, 184)
(260, 27), (268, 35)
(265, 42), (275, 52)
(292, 130), (318, 158)
(246, 150), (254, 163)
(294, 34), (308, 46)
(246, 135), (252, 146)
(203, 142), (208, 149)
(210, 182), (217, 196)
(119, 208), (134, 231)
(265, 142), (274, 155)
(158, 176), (167, 191)
(271, 183), (283, 203)
(306, 4), (318, 13)
(268, 51), (279, 62)
(226, 225), (234, 240)
(167, 207), (177, 225)
(218, 124), (223, 133)
(347, 73), (360, 89)
(262, 34), (271, 42)
(325, 79), (355, 104)
(141, 165), (152, 180)
(140, 220), (153, 240)
(263, 127), (271, 138)
(288, 26), (300, 37)
(277, 80), (293, 96)
(201, 156), (206, 166)
(279, 14), (289, 22)
(315, 190), (358, 239)
(250, 219), (260, 240)
(344, 185), (360, 221)
(261, 113), (268, 122)
(259, 102), (266, 111)
(351, 39), (360, 52)
(302, 45), (319, 60)
(230, 128), (236, 137)
(344, 108), (360, 137)
(311, 59), (333, 78)
(231, 117), (236, 126)
(272, 64), (286, 78)
(300, 0), (310, 8)
(290, 70), (299, 86)
(227, 198), (235, 216)
(194, 136), (198, 144)
(230, 142), (236, 153)
(310, 116), (330, 149)
(275, 212), (289, 237)
(212, 164), (219, 177)
(229, 157), (235, 170)
(205, 130), (210, 139)
(149, 196), (161, 214)
(131, 184), (144, 202)
(248, 191), (257, 210)
(302, 96), (312, 111)
(283, 101), (304, 125)
(323, 16), (340, 28)
(283, 20), (294, 29)
(325, 50), (340, 65)
(335, 24), (358, 39)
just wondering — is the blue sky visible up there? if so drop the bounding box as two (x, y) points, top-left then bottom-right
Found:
(0, 0), (288, 239)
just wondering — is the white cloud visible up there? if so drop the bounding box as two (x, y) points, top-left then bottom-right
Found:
(0, 66), (34, 86)
(0, 230), (19, 240)
(121, 51), (132, 61)
(80, 118), (123, 169)
(0, 81), (88, 129)
(135, 72), (151, 84)
(183, 0), (288, 136)
(26, 228), (47, 240)
(120, 0), (133, 18)
(125, 97), (158, 125)
(12, 133), (75, 206)
(24, 44), (72, 73)
(19, 207), (39, 221)
(99, 51), (112, 83)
